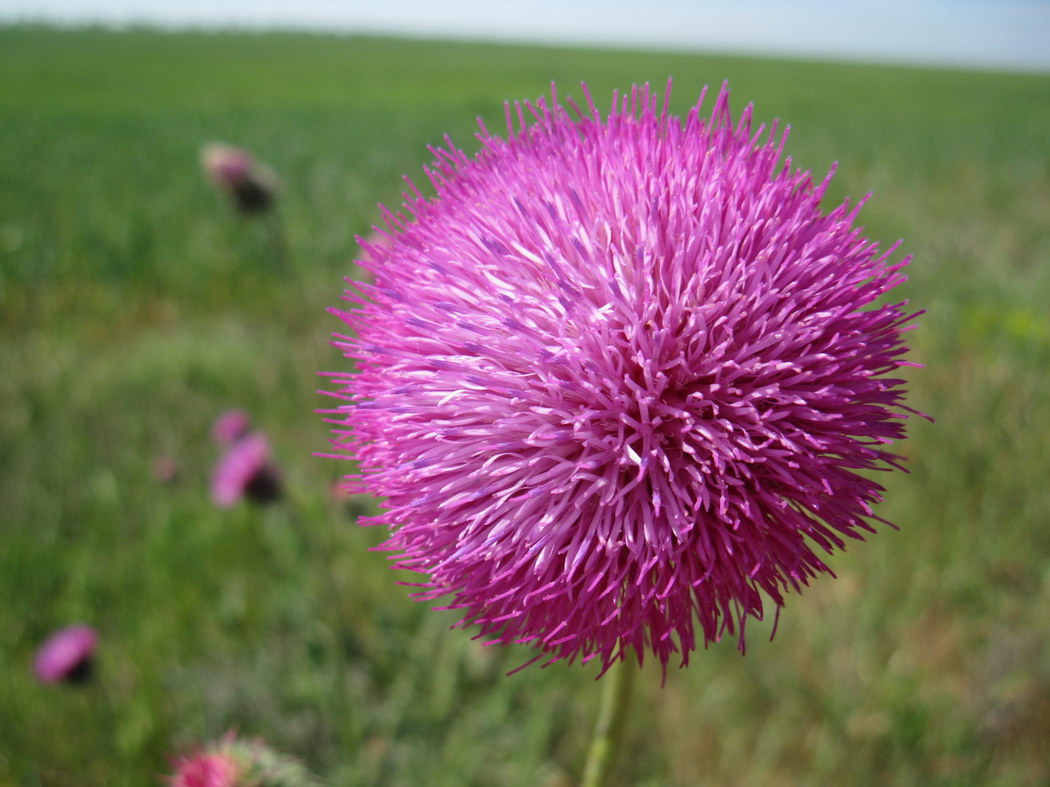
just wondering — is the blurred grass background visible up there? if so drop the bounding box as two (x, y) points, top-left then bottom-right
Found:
(1, 24), (1049, 786)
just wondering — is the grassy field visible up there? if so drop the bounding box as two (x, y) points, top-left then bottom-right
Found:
(2, 24), (1049, 786)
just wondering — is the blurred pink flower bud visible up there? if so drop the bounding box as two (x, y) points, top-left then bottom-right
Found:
(169, 751), (240, 787)
(212, 433), (282, 507)
(169, 733), (320, 786)
(153, 456), (180, 483)
(35, 624), (97, 684)
(201, 143), (278, 215)
(212, 409), (251, 446)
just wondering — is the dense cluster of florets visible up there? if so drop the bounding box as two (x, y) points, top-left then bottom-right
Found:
(169, 732), (319, 787)
(322, 81), (919, 673)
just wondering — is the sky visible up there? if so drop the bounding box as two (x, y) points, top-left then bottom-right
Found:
(3, 0), (1050, 72)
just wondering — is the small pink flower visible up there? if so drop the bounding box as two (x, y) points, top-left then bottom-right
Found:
(358, 230), (391, 260)
(34, 624), (97, 684)
(201, 143), (278, 215)
(212, 410), (251, 446)
(153, 456), (180, 483)
(169, 752), (240, 787)
(168, 733), (319, 786)
(330, 479), (350, 500)
(212, 433), (281, 507)
(203, 146), (252, 187)
(352, 231), (393, 285)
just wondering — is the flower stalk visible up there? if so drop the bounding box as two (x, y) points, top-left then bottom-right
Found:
(581, 660), (637, 787)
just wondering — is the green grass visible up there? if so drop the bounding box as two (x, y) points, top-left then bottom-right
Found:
(2, 24), (1049, 786)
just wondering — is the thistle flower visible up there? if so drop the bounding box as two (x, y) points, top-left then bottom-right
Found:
(153, 455), (180, 483)
(212, 409), (252, 446)
(323, 82), (921, 673)
(169, 733), (320, 787)
(34, 624), (98, 684)
(201, 143), (278, 215)
(170, 751), (239, 787)
(212, 433), (282, 507)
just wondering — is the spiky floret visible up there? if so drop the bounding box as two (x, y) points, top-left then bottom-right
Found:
(321, 81), (920, 674)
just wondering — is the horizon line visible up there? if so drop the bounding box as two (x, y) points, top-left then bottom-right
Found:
(4, 16), (1050, 76)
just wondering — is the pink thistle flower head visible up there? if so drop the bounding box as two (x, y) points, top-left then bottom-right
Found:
(201, 143), (278, 215)
(169, 733), (319, 787)
(153, 455), (180, 483)
(202, 144), (253, 188)
(212, 409), (252, 446)
(324, 81), (922, 674)
(34, 624), (98, 684)
(169, 752), (240, 787)
(211, 433), (282, 508)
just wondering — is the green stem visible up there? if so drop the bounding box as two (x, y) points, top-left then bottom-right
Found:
(264, 209), (292, 278)
(581, 660), (637, 787)
(285, 494), (353, 742)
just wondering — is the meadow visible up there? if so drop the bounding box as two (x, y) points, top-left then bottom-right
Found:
(1, 24), (1049, 786)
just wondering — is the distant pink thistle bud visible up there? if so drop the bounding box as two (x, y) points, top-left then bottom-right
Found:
(153, 456), (180, 483)
(354, 230), (394, 284)
(169, 733), (319, 787)
(358, 230), (392, 264)
(34, 624), (98, 684)
(323, 81), (923, 674)
(212, 409), (252, 446)
(203, 146), (253, 188)
(201, 143), (278, 215)
(169, 752), (240, 787)
(211, 433), (282, 507)
(330, 479), (351, 500)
